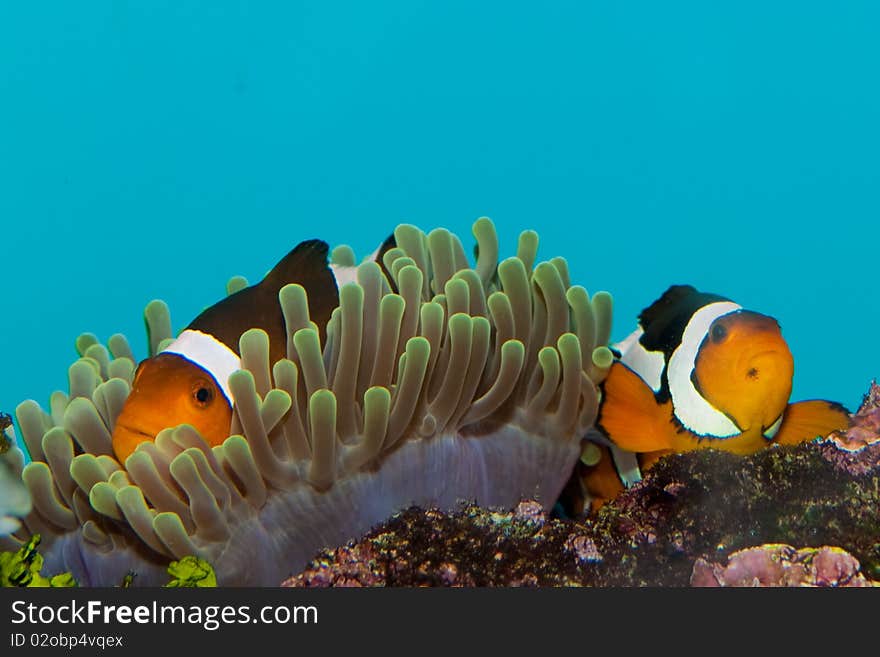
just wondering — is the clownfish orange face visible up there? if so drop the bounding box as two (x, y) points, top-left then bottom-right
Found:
(112, 353), (233, 464)
(692, 311), (794, 436)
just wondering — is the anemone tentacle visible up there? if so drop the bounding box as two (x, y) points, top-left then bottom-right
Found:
(6, 218), (613, 585)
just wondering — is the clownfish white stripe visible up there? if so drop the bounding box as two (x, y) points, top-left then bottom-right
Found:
(161, 329), (241, 405)
(616, 328), (665, 393)
(330, 242), (383, 289)
(329, 263), (360, 289)
(763, 414), (783, 440)
(667, 301), (742, 437)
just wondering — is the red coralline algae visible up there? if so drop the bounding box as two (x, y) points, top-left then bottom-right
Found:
(691, 544), (876, 587)
(820, 381), (880, 475)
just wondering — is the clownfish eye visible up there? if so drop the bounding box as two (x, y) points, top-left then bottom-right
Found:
(192, 381), (215, 407)
(711, 323), (728, 343)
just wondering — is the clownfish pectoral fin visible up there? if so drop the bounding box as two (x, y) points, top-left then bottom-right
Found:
(773, 400), (852, 446)
(598, 361), (675, 453)
(638, 448), (675, 472)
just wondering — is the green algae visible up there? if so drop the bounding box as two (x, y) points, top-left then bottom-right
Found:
(165, 556), (217, 588)
(0, 535), (77, 588)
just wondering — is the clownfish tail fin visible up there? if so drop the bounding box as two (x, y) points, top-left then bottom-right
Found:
(597, 361), (675, 453)
(374, 232), (398, 291)
(773, 399), (852, 445)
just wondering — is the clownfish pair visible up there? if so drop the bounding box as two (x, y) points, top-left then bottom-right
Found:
(113, 238), (851, 517)
(572, 284), (851, 513)
(111, 236), (395, 464)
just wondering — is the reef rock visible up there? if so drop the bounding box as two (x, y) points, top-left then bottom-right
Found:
(285, 381), (880, 586)
(283, 500), (587, 587)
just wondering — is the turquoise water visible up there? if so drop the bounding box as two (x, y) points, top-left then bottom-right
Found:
(1, 1), (876, 424)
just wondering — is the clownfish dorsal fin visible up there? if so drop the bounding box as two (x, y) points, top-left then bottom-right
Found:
(256, 237), (340, 340)
(262, 237), (339, 336)
(638, 285), (699, 330)
(638, 285), (731, 357)
(187, 238), (338, 364)
(261, 238), (332, 289)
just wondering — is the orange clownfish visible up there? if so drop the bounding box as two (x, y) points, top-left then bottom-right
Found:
(575, 284), (851, 512)
(111, 237), (394, 464)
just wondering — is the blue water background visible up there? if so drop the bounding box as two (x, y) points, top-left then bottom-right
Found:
(1, 2), (877, 426)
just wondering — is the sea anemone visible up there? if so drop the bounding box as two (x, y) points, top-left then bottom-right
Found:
(3, 219), (613, 586)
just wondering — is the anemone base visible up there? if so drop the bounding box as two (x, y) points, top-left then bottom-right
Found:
(43, 424), (580, 586)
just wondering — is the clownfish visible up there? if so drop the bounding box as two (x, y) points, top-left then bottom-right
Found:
(571, 284), (851, 513)
(111, 236), (394, 464)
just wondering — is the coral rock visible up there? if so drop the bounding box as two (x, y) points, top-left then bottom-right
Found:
(283, 381), (880, 587)
(283, 502), (598, 587)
